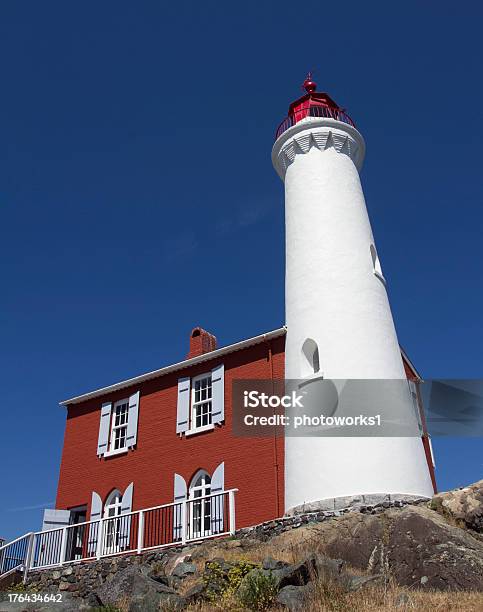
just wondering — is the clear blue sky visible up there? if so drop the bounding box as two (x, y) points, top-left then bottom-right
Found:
(1, 1), (481, 540)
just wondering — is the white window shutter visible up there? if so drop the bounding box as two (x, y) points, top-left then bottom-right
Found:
(173, 473), (187, 541)
(97, 402), (112, 456)
(211, 461), (225, 534)
(41, 508), (71, 531)
(119, 482), (134, 550)
(121, 482), (134, 514)
(126, 391), (140, 449)
(88, 491), (102, 555)
(211, 364), (225, 425)
(39, 509), (72, 567)
(176, 377), (190, 434)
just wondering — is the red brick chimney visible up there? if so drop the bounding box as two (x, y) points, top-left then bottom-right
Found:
(188, 327), (217, 359)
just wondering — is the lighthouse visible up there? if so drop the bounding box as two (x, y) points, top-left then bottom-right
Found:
(272, 76), (434, 514)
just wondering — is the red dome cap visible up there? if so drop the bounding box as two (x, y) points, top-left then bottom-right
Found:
(302, 72), (317, 94)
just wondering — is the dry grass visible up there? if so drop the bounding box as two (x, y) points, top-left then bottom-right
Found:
(303, 578), (483, 612)
(188, 531), (321, 570)
(182, 581), (483, 612)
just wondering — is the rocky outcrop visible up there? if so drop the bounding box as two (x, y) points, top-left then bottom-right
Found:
(388, 505), (483, 589)
(6, 481), (483, 610)
(430, 479), (483, 532)
(265, 504), (483, 591)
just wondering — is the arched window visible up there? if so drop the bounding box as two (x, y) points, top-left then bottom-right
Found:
(370, 244), (385, 283)
(301, 338), (320, 378)
(104, 489), (122, 518)
(104, 490), (122, 553)
(189, 470), (211, 538)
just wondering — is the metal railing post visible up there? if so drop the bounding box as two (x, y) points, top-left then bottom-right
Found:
(96, 520), (104, 560)
(229, 491), (236, 535)
(60, 528), (68, 566)
(22, 533), (35, 584)
(137, 511), (144, 554)
(181, 500), (187, 545)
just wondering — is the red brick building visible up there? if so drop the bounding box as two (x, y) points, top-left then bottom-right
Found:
(54, 326), (435, 540)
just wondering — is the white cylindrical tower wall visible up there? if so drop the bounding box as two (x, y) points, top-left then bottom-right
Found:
(272, 116), (434, 513)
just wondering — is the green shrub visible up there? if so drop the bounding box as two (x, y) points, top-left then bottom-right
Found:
(237, 569), (278, 611)
(203, 559), (260, 603)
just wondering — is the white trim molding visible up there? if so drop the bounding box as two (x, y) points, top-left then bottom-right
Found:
(272, 117), (366, 179)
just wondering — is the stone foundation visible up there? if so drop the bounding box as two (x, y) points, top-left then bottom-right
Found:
(285, 493), (430, 516)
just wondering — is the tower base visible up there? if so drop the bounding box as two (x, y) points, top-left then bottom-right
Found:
(285, 492), (431, 516)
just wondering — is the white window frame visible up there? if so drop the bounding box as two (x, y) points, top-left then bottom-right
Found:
(105, 398), (129, 456)
(186, 372), (214, 436)
(188, 471), (211, 539)
(103, 490), (123, 554)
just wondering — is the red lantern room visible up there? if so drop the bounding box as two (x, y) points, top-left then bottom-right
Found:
(275, 73), (355, 140)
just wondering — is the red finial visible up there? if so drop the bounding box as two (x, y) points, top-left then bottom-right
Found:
(303, 72), (317, 94)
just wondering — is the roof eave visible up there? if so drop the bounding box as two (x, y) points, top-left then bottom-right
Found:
(60, 326), (286, 407)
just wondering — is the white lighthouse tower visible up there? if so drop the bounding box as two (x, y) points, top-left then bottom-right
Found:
(272, 76), (434, 514)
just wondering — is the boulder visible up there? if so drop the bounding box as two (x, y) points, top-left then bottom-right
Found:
(276, 584), (315, 611)
(342, 573), (384, 591)
(274, 560), (313, 588)
(147, 569), (169, 585)
(129, 588), (185, 612)
(247, 554), (344, 590)
(262, 556), (289, 571)
(171, 561), (197, 579)
(312, 554), (345, 580)
(85, 592), (103, 608)
(430, 480), (483, 532)
(386, 505), (483, 590)
(164, 552), (193, 576)
(184, 580), (208, 603)
(95, 564), (178, 607)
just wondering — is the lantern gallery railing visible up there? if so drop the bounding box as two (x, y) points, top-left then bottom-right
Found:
(0, 489), (237, 582)
(275, 104), (355, 140)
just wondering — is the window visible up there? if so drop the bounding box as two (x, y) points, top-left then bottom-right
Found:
(408, 380), (423, 435)
(104, 490), (123, 518)
(176, 366), (224, 436)
(189, 471), (211, 539)
(104, 490), (123, 554)
(370, 244), (385, 283)
(191, 373), (213, 431)
(301, 338), (321, 378)
(97, 391), (139, 458)
(110, 399), (129, 452)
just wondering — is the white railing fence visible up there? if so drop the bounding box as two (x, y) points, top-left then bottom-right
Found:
(0, 489), (237, 582)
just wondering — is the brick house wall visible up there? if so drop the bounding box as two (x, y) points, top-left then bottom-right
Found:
(55, 335), (285, 530)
